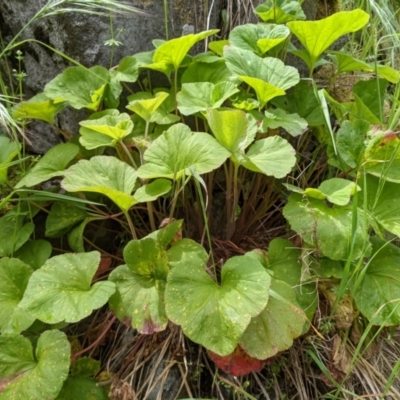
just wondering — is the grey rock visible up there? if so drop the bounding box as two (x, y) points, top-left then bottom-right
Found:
(0, 0), (222, 152)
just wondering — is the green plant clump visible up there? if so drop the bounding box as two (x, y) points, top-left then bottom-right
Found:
(1, 0), (400, 398)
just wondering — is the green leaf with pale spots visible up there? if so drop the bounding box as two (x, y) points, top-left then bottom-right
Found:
(56, 376), (109, 400)
(12, 93), (66, 124)
(145, 219), (183, 247)
(109, 238), (169, 333)
(351, 237), (400, 326)
(46, 201), (88, 238)
(240, 279), (305, 359)
(70, 357), (100, 377)
(15, 143), (79, 188)
(0, 258), (35, 334)
(240, 136), (296, 178)
(13, 240), (52, 270)
(44, 66), (109, 110)
(79, 112), (134, 150)
(283, 194), (370, 261)
(62, 156), (137, 212)
(165, 250), (271, 356)
(167, 238), (208, 270)
(137, 123), (230, 180)
(0, 330), (70, 400)
(19, 252), (115, 324)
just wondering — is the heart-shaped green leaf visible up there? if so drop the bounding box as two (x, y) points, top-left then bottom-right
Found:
(262, 109), (307, 137)
(147, 30), (218, 75)
(0, 258), (35, 334)
(62, 156), (137, 212)
(109, 238), (169, 333)
(265, 239), (317, 327)
(177, 82), (239, 115)
(240, 279), (304, 359)
(0, 136), (20, 184)
(16, 143), (79, 188)
(46, 201), (88, 238)
(283, 194), (369, 261)
(12, 93), (66, 124)
(56, 376), (109, 400)
(224, 47), (299, 90)
(137, 123), (230, 180)
(287, 10), (369, 72)
(0, 330), (70, 400)
(79, 112), (134, 150)
(167, 238), (209, 271)
(316, 178), (360, 206)
(360, 174), (400, 237)
(239, 76), (285, 107)
(145, 219), (183, 247)
(240, 136), (296, 178)
(352, 237), (400, 325)
(229, 23), (290, 55)
(20, 252), (115, 324)
(44, 66), (109, 110)
(364, 131), (400, 183)
(113, 55), (140, 82)
(336, 120), (369, 169)
(182, 60), (232, 85)
(13, 240), (52, 270)
(331, 52), (400, 84)
(0, 214), (34, 257)
(206, 108), (257, 161)
(254, 0), (305, 23)
(126, 91), (169, 122)
(165, 248), (271, 355)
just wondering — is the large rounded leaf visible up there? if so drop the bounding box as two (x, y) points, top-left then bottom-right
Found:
(0, 330), (70, 400)
(15, 143), (79, 188)
(240, 136), (296, 178)
(62, 156), (137, 212)
(165, 249), (271, 356)
(44, 66), (108, 110)
(0, 214), (34, 257)
(109, 238), (169, 334)
(283, 194), (370, 261)
(137, 123), (230, 180)
(287, 10), (369, 72)
(177, 82), (239, 115)
(229, 23), (290, 55)
(360, 174), (400, 237)
(79, 112), (134, 150)
(266, 238), (317, 325)
(240, 279), (304, 359)
(224, 46), (299, 91)
(0, 258), (35, 333)
(352, 237), (400, 326)
(20, 252), (115, 324)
